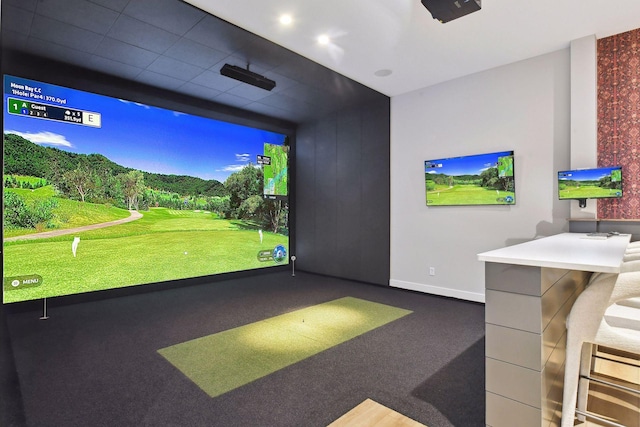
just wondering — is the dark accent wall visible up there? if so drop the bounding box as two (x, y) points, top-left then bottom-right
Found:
(296, 99), (391, 285)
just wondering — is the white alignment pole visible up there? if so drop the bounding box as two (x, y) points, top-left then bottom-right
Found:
(40, 298), (49, 320)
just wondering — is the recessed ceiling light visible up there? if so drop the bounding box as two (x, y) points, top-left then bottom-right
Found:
(279, 14), (292, 25)
(374, 69), (393, 77)
(317, 34), (330, 45)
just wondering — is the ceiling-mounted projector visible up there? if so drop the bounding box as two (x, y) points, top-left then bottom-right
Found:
(220, 64), (276, 91)
(421, 0), (481, 23)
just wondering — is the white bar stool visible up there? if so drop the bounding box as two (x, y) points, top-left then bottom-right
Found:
(623, 252), (640, 262)
(561, 270), (640, 427)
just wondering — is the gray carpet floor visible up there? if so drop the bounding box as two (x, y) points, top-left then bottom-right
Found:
(2, 271), (485, 427)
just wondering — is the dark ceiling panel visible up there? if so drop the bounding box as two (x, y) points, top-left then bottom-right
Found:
(123, 0), (206, 36)
(94, 37), (160, 69)
(30, 14), (104, 53)
(242, 102), (295, 121)
(35, 0), (119, 34)
(225, 82), (274, 102)
(1, 0), (386, 125)
(1, 31), (28, 50)
(270, 54), (335, 89)
(135, 69), (186, 90)
(88, 0), (131, 13)
(183, 15), (253, 55)
(147, 55), (204, 81)
(263, 72), (300, 95)
(163, 38), (228, 69)
(107, 15), (180, 54)
(178, 82), (222, 100)
(190, 70), (240, 92)
(3, 5), (33, 35)
(213, 92), (254, 109)
(214, 54), (270, 76)
(87, 56), (143, 80)
(241, 36), (298, 71)
(25, 37), (93, 66)
(4, 0), (37, 12)
(259, 92), (318, 116)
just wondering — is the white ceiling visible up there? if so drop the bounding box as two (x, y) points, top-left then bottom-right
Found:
(185, 0), (640, 97)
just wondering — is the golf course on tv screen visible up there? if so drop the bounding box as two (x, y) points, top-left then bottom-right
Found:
(558, 166), (622, 200)
(3, 75), (290, 303)
(425, 150), (515, 206)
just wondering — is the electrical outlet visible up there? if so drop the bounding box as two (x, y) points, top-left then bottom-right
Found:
(429, 267), (435, 276)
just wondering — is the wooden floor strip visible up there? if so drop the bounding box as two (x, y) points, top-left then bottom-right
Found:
(328, 398), (427, 427)
(329, 347), (639, 427)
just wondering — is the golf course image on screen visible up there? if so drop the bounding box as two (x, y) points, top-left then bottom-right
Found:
(262, 143), (288, 199)
(425, 150), (515, 206)
(558, 166), (622, 200)
(3, 75), (290, 303)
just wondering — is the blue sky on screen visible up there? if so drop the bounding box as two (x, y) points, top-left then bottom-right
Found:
(558, 167), (620, 182)
(425, 151), (512, 176)
(3, 75), (286, 182)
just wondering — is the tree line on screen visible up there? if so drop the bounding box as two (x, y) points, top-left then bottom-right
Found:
(557, 174), (622, 191)
(425, 166), (514, 192)
(3, 133), (287, 233)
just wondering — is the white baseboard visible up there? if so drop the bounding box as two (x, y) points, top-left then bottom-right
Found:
(389, 279), (485, 303)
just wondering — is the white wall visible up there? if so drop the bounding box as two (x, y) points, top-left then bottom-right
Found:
(389, 49), (572, 302)
(570, 35), (599, 218)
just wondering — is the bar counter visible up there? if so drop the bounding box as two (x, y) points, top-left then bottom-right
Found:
(477, 232), (631, 427)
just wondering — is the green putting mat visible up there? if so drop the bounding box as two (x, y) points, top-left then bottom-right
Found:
(158, 296), (412, 398)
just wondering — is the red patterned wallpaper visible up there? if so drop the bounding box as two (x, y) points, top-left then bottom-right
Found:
(597, 28), (640, 219)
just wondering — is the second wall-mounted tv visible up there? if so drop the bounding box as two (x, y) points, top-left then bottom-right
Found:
(558, 166), (622, 207)
(425, 150), (515, 206)
(3, 74), (291, 304)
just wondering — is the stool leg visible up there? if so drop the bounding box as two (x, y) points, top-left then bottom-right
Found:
(576, 343), (594, 422)
(562, 334), (584, 427)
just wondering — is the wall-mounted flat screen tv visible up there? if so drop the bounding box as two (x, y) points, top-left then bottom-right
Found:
(558, 166), (622, 207)
(3, 75), (290, 304)
(425, 150), (515, 206)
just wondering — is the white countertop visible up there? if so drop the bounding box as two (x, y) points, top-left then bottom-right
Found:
(477, 232), (632, 273)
